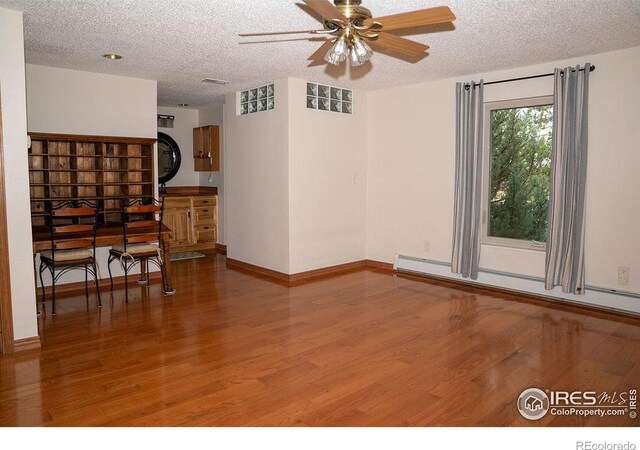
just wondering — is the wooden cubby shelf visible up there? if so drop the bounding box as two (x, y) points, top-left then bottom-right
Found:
(28, 132), (156, 227)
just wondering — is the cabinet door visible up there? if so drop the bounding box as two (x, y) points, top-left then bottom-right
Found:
(164, 208), (192, 246)
(207, 125), (220, 171)
(202, 127), (211, 157)
(193, 127), (203, 158)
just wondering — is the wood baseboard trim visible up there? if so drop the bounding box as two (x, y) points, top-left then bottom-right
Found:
(13, 336), (41, 352)
(226, 258), (290, 282)
(215, 244), (227, 255)
(226, 258), (379, 284)
(219, 256), (638, 321)
(289, 261), (367, 283)
(396, 269), (640, 324)
(37, 271), (162, 299)
(365, 259), (394, 272)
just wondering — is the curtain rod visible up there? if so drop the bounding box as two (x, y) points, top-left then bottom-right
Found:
(465, 65), (595, 90)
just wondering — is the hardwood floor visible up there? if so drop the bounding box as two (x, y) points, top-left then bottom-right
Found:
(1, 253), (639, 426)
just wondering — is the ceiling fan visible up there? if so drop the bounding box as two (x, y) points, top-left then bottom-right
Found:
(239, 0), (456, 66)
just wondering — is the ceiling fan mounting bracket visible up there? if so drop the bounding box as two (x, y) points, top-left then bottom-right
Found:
(331, 0), (372, 26)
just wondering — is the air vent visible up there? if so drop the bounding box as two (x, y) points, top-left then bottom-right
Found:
(202, 78), (230, 85)
(157, 114), (174, 128)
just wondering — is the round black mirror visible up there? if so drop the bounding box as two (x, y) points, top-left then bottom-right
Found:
(157, 132), (181, 184)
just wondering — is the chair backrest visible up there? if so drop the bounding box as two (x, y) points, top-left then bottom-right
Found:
(46, 201), (98, 261)
(121, 198), (164, 252)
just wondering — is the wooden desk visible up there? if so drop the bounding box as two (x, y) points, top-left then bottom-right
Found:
(32, 224), (174, 293)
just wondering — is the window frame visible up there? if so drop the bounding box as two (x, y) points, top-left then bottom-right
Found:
(481, 95), (554, 251)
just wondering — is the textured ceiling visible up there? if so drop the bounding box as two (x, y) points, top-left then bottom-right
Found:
(1, 0), (640, 107)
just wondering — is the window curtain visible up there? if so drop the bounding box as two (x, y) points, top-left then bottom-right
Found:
(545, 63), (591, 294)
(452, 80), (484, 279)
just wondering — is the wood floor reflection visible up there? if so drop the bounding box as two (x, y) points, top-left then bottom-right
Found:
(1, 254), (638, 426)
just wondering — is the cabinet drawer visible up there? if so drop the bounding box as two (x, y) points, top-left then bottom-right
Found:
(163, 197), (191, 209)
(193, 196), (216, 207)
(193, 206), (215, 224)
(194, 225), (216, 243)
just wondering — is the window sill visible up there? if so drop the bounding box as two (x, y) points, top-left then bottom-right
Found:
(481, 240), (546, 252)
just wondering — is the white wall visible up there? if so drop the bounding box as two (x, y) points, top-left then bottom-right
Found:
(26, 65), (157, 137)
(225, 78), (368, 274)
(367, 46), (640, 299)
(157, 106), (199, 187)
(288, 78), (367, 273)
(225, 79), (290, 273)
(26, 64), (158, 286)
(0, 8), (38, 340)
(198, 101), (225, 244)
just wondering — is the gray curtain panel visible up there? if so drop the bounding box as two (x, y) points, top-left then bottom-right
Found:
(545, 63), (591, 294)
(452, 80), (484, 279)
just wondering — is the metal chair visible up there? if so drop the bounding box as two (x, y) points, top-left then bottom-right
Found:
(38, 201), (101, 315)
(107, 198), (168, 302)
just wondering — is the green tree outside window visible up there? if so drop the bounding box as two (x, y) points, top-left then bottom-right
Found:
(488, 105), (553, 242)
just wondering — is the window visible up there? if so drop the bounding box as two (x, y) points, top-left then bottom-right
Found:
(482, 96), (554, 250)
(239, 83), (274, 115)
(306, 82), (353, 114)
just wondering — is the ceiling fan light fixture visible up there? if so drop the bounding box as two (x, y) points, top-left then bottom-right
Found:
(324, 36), (349, 65)
(349, 47), (366, 66)
(351, 36), (373, 65)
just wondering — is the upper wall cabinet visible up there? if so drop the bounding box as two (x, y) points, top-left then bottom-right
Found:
(193, 125), (220, 172)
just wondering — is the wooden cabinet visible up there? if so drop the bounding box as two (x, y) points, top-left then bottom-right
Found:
(193, 125), (220, 172)
(162, 193), (217, 253)
(27, 133), (155, 227)
(163, 198), (192, 247)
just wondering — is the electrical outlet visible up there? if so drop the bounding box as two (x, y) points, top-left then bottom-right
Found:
(618, 266), (630, 286)
(424, 241), (430, 253)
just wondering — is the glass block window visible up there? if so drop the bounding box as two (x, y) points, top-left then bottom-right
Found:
(240, 83), (275, 115)
(307, 82), (352, 114)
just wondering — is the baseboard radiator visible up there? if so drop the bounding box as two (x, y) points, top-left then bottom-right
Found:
(394, 254), (640, 316)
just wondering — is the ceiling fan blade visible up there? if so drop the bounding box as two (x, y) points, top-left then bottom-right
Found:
(308, 39), (334, 60)
(239, 29), (327, 37)
(303, 0), (348, 22)
(368, 32), (429, 57)
(365, 6), (456, 31)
